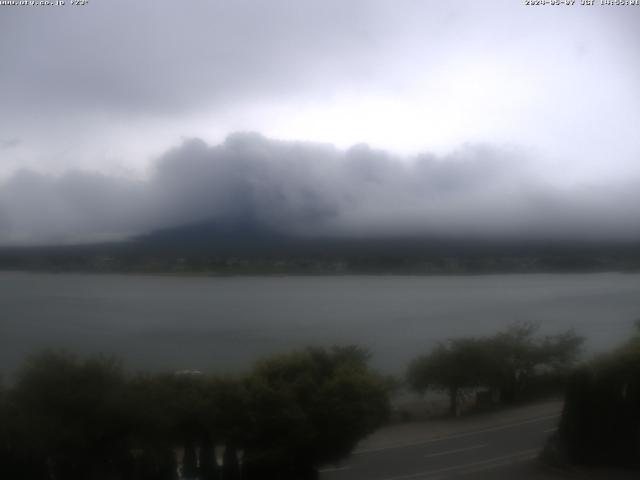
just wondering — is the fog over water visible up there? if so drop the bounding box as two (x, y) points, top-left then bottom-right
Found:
(2, 271), (639, 378)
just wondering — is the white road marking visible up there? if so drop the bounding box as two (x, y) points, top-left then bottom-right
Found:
(377, 448), (539, 480)
(424, 443), (487, 458)
(354, 414), (559, 455)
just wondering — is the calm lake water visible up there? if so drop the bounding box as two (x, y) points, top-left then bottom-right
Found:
(1, 271), (639, 377)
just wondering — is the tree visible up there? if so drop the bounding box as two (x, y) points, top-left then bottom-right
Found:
(12, 350), (132, 480)
(407, 323), (585, 413)
(242, 346), (390, 479)
(126, 372), (209, 480)
(487, 323), (583, 403)
(3, 346), (390, 480)
(554, 323), (640, 468)
(407, 338), (491, 416)
(2, 378), (52, 478)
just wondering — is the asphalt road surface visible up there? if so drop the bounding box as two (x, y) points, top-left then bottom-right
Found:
(319, 413), (559, 480)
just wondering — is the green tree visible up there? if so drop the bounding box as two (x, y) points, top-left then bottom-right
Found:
(125, 372), (205, 480)
(488, 323), (583, 403)
(242, 345), (390, 479)
(407, 338), (491, 416)
(12, 350), (132, 480)
(407, 323), (584, 413)
(555, 322), (640, 468)
(203, 376), (252, 479)
(3, 345), (390, 480)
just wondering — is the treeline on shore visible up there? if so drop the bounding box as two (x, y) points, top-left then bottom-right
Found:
(3, 236), (640, 275)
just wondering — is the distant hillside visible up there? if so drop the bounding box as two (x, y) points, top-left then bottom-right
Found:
(133, 217), (294, 255)
(1, 217), (640, 274)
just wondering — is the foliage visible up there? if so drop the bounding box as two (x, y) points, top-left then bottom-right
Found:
(10, 351), (132, 480)
(407, 322), (584, 415)
(0, 345), (389, 480)
(407, 338), (490, 415)
(557, 325), (640, 468)
(488, 323), (583, 403)
(243, 346), (390, 479)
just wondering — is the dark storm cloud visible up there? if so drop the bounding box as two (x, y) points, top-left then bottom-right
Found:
(1, 134), (640, 246)
(146, 134), (344, 233)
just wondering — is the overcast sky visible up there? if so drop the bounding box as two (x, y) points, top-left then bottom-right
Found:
(1, 0), (639, 245)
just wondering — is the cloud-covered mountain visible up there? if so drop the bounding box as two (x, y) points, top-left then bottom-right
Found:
(1, 133), (640, 247)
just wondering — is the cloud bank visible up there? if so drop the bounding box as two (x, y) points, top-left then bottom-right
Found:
(2, 1), (640, 184)
(1, 133), (639, 246)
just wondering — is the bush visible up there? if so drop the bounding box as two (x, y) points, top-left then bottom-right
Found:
(557, 331), (640, 468)
(242, 346), (390, 479)
(1, 345), (390, 480)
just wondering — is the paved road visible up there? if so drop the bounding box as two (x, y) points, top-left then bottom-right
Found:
(319, 414), (559, 480)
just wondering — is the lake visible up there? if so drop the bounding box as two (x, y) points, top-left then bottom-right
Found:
(1, 271), (639, 378)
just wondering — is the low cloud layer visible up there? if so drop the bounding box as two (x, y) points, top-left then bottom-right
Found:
(2, 2), (640, 184)
(1, 133), (639, 246)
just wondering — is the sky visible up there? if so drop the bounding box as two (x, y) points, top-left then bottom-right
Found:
(1, 0), (640, 245)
